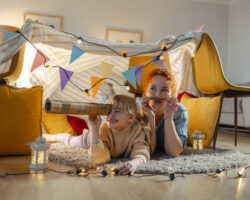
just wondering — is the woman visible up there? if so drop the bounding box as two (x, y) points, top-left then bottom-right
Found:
(140, 68), (187, 157)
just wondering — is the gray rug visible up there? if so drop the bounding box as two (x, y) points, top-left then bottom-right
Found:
(49, 143), (249, 174)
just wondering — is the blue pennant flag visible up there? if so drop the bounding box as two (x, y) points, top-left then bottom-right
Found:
(69, 44), (85, 64)
(178, 33), (194, 41)
(3, 31), (18, 40)
(122, 68), (137, 89)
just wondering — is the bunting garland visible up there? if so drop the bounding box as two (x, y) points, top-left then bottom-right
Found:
(69, 44), (85, 64)
(5, 27), (196, 98)
(122, 69), (137, 90)
(59, 67), (74, 90)
(3, 31), (18, 40)
(31, 50), (50, 72)
(90, 76), (104, 98)
(131, 64), (144, 86)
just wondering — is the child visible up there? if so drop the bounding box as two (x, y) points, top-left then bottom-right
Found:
(44, 94), (150, 176)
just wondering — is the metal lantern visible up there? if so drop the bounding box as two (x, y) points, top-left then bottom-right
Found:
(30, 137), (50, 171)
(191, 130), (205, 150)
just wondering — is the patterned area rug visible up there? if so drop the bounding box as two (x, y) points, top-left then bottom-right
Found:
(49, 143), (249, 174)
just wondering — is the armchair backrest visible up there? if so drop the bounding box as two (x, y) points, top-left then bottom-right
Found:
(192, 33), (231, 94)
(0, 25), (26, 84)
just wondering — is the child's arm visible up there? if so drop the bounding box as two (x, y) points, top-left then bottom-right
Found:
(88, 116), (111, 164)
(119, 131), (150, 176)
(118, 158), (144, 175)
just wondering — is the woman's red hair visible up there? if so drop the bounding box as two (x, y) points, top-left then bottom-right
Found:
(143, 68), (177, 97)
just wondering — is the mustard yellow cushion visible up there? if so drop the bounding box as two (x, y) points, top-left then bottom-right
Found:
(0, 85), (43, 155)
(180, 94), (221, 147)
(42, 109), (77, 136)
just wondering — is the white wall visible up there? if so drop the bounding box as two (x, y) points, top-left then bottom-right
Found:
(227, 0), (250, 84)
(0, 0), (228, 72)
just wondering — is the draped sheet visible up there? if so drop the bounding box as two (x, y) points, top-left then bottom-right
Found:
(0, 19), (202, 104)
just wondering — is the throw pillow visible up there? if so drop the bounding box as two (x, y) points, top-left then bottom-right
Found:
(42, 109), (78, 136)
(180, 94), (221, 148)
(0, 85), (43, 155)
(67, 115), (88, 135)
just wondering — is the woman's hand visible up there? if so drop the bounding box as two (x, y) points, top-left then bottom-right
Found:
(164, 97), (178, 120)
(118, 158), (142, 176)
(140, 97), (155, 121)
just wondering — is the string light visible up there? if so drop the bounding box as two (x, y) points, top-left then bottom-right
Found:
(238, 168), (246, 177)
(122, 50), (127, 58)
(125, 83), (130, 91)
(168, 166), (175, 181)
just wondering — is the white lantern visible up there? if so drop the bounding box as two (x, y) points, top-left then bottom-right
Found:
(30, 137), (50, 171)
(191, 130), (205, 150)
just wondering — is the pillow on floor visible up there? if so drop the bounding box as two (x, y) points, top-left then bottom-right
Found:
(67, 115), (88, 135)
(180, 94), (221, 148)
(0, 85), (43, 155)
(42, 109), (78, 136)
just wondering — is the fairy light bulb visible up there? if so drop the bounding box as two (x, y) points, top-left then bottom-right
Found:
(159, 55), (164, 60)
(238, 168), (246, 177)
(77, 39), (82, 44)
(122, 51), (127, 58)
(125, 83), (130, 91)
(85, 89), (90, 97)
(168, 166), (175, 180)
(47, 65), (53, 70)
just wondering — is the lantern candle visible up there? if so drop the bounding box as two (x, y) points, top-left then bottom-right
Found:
(191, 130), (205, 150)
(30, 137), (50, 171)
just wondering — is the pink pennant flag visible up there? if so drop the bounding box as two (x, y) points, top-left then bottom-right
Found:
(59, 67), (74, 91)
(194, 24), (205, 32)
(131, 64), (144, 86)
(31, 50), (49, 72)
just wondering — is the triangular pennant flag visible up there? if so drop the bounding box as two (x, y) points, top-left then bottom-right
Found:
(131, 64), (143, 86)
(101, 62), (114, 78)
(90, 76), (104, 98)
(59, 67), (74, 91)
(69, 44), (85, 64)
(3, 31), (18, 40)
(152, 56), (164, 68)
(31, 50), (50, 72)
(178, 33), (194, 41)
(121, 69), (137, 89)
(194, 24), (205, 32)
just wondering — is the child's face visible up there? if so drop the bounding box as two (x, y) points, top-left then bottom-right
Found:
(146, 75), (171, 114)
(107, 106), (134, 131)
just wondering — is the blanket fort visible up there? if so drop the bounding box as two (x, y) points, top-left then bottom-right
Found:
(0, 19), (202, 104)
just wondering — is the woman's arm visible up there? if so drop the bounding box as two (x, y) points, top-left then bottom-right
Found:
(163, 98), (183, 157)
(164, 117), (183, 157)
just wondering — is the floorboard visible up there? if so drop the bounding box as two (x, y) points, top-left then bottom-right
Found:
(1, 131), (250, 200)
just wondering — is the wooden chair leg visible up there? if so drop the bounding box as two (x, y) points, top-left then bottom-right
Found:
(213, 93), (224, 149)
(234, 97), (238, 146)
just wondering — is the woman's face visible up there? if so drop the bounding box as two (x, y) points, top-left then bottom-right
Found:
(145, 75), (171, 115)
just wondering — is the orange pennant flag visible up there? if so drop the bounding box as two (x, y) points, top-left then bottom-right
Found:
(90, 76), (104, 98)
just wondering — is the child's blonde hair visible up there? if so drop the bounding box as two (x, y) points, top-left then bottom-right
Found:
(106, 94), (151, 150)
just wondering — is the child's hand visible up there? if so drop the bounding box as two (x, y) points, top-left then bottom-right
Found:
(88, 115), (102, 130)
(118, 158), (143, 176)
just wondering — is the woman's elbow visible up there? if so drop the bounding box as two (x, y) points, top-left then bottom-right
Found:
(165, 147), (183, 158)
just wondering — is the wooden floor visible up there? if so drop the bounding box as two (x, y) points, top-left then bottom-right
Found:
(1, 130), (250, 200)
